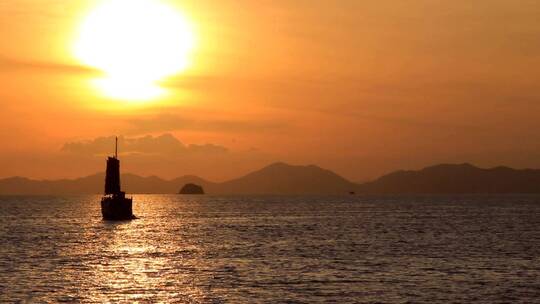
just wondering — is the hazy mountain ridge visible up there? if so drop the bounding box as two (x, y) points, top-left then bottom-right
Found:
(358, 163), (540, 194)
(0, 173), (216, 195)
(1, 162), (539, 195)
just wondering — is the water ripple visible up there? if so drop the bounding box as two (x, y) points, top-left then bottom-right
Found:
(0, 194), (539, 303)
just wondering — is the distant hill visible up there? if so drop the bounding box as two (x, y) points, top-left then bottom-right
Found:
(357, 163), (540, 194)
(215, 162), (358, 195)
(1, 162), (540, 195)
(0, 174), (104, 195)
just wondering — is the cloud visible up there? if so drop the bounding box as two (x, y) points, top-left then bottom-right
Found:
(125, 113), (286, 134)
(61, 133), (228, 156)
(0, 56), (99, 75)
(55, 133), (275, 181)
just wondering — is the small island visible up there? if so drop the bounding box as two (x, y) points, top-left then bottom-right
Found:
(179, 183), (205, 195)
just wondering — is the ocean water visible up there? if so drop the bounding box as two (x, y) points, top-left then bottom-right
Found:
(0, 195), (539, 303)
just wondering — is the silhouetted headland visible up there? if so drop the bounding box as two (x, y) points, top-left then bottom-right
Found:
(179, 183), (205, 194)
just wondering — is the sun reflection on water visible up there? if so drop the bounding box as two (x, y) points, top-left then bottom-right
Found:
(82, 196), (212, 303)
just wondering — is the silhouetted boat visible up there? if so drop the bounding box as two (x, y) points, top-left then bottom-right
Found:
(101, 137), (136, 220)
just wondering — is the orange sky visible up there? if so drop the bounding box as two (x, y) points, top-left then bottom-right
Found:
(1, 0), (540, 182)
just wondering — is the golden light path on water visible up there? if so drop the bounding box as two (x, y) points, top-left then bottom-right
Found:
(83, 196), (209, 302)
(73, 0), (196, 102)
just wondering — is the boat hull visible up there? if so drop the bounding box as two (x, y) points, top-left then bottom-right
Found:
(101, 196), (135, 220)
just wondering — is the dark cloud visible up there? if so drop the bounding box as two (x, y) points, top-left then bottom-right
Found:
(61, 134), (228, 156)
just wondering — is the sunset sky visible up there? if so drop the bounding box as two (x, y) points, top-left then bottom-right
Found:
(0, 0), (539, 182)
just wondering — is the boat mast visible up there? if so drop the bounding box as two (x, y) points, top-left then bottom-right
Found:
(115, 136), (118, 159)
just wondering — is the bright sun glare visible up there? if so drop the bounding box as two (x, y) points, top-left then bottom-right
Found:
(74, 0), (195, 102)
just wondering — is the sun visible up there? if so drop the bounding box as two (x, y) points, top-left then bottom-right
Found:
(74, 0), (195, 102)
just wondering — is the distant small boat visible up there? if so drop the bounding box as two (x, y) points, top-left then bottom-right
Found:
(101, 137), (136, 220)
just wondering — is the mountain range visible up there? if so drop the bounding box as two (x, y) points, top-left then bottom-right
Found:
(1, 162), (539, 195)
